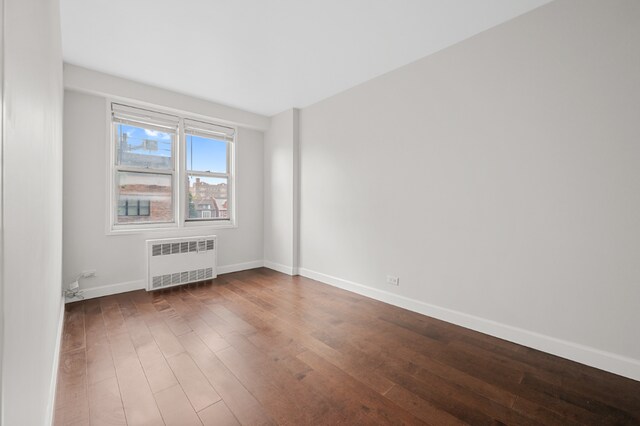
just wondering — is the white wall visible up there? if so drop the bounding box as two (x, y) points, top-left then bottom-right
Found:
(263, 109), (299, 274)
(63, 89), (265, 296)
(0, 0), (4, 416)
(1, 0), (64, 424)
(298, 0), (640, 379)
(64, 64), (269, 131)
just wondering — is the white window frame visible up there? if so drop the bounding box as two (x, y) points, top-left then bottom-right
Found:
(183, 119), (234, 224)
(106, 99), (237, 235)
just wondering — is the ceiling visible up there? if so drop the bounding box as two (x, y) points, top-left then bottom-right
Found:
(60, 0), (551, 116)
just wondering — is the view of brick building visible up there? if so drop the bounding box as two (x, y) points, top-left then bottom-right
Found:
(117, 181), (173, 223)
(189, 177), (228, 219)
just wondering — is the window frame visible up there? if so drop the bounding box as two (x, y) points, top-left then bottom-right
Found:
(107, 99), (237, 235)
(184, 128), (233, 223)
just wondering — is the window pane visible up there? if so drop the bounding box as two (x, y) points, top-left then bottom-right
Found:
(139, 200), (150, 216)
(116, 123), (173, 170)
(117, 200), (127, 216)
(186, 134), (227, 173)
(126, 200), (138, 216)
(116, 172), (173, 224)
(187, 175), (228, 220)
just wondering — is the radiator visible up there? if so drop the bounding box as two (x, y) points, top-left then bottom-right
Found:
(146, 235), (217, 291)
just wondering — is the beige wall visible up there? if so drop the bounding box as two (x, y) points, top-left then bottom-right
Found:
(1, 0), (64, 423)
(263, 109), (299, 274)
(298, 0), (640, 378)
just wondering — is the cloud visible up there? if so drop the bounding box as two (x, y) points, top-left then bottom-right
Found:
(144, 129), (170, 140)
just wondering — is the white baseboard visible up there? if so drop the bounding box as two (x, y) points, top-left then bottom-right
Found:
(64, 261), (267, 303)
(263, 260), (296, 276)
(66, 279), (146, 303)
(47, 296), (66, 425)
(218, 260), (264, 274)
(298, 267), (640, 382)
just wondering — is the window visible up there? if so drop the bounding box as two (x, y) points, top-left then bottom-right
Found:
(109, 102), (235, 232)
(185, 118), (233, 222)
(118, 199), (151, 217)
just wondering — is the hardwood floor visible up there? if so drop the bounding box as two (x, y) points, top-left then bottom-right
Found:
(54, 268), (640, 425)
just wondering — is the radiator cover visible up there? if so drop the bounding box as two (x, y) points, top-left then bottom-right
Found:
(146, 235), (217, 291)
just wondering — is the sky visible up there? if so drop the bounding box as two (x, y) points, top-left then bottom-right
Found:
(117, 123), (227, 173)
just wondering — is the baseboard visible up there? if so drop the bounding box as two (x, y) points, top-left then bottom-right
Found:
(298, 267), (640, 382)
(66, 279), (146, 302)
(263, 260), (296, 276)
(218, 260), (264, 274)
(64, 261), (265, 303)
(46, 296), (66, 425)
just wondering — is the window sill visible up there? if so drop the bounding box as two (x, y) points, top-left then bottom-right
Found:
(107, 220), (236, 236)
(184, 220), (237, 230)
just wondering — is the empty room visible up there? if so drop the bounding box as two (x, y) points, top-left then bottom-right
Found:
(1, 0), (639, 425)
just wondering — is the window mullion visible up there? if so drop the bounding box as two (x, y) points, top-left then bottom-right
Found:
(115, 165), (174, 176)
(186, 170), (229, 179)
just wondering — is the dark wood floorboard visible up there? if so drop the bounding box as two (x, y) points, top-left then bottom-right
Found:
(55, 268), (640, 425)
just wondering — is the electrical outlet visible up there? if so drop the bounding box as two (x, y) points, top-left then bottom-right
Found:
(386, 275), (400, 286)
(81, 270), (96, 278)
(65, 280), (84, 300)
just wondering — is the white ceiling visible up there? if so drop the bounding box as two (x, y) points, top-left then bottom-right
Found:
(60, 0), (551, 116)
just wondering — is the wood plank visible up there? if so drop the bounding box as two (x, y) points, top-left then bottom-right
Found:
(216, 344), (320, 425)
(85, 302), (117, 385)
(61, 303), (85, 353)
(154, 384), (203, 426)
(166, 352), (221, 412)
(87, 376), (127, 426)
(384, 384), (466, 426)
(178, 332), (274, 426)
(152, 295), (193, 336)
(54, 348), (90, 426)
(198, 401), (240, 426)
(296, 349), (427, 425)
(109, 332), (164, 426)
(100, 296), (128, 337)
(125, 308), (178, 393)
(187, 317), (230, 353)
(149, 322), (185, 358)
